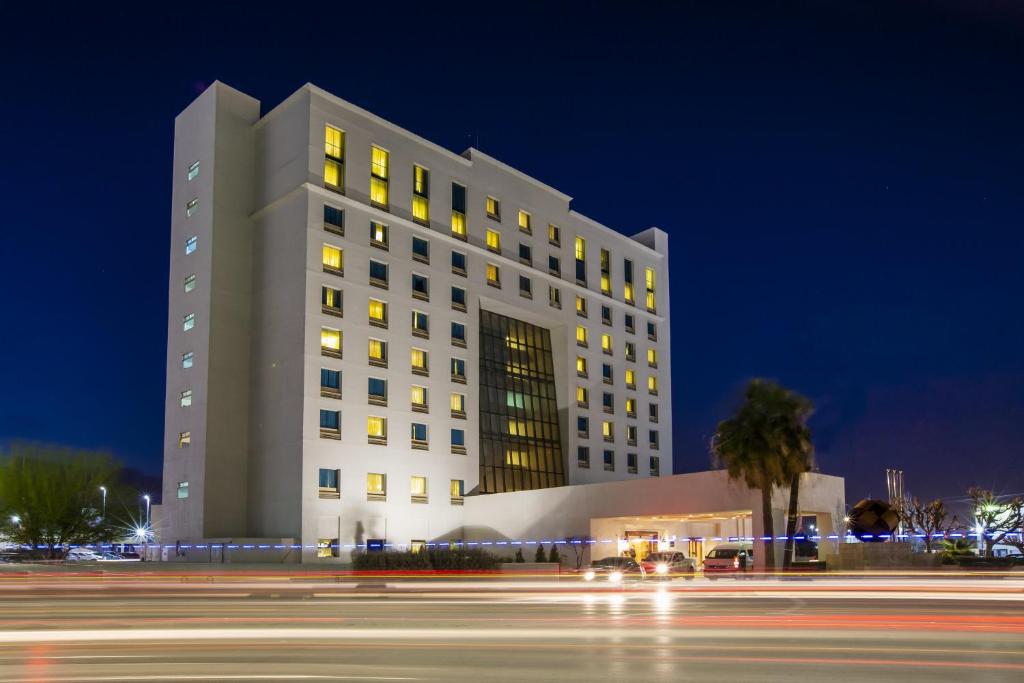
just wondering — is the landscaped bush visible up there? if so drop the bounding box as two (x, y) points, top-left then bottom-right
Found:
(352, 546), (502, 571)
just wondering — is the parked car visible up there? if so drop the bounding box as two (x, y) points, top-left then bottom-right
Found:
(641, 551), (697, 579)
(65, 548), (104, 562)
(583, 556), (644, 583)
(703, 543), (754, 577)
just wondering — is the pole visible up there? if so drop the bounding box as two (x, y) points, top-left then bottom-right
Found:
(100, 486), (107, 520)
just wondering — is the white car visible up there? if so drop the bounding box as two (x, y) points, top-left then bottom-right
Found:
(65, 548), (104, 562)
(641, 551), (697, 579)
(703, 543), (754, 576)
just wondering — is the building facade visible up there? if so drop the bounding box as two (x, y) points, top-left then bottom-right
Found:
(160, 81), (672, 560)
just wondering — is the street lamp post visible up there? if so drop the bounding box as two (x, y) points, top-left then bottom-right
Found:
(143, 494), (151, 528)
(99, 486), (107, 520)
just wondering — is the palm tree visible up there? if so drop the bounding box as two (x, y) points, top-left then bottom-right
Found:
(711, 379), (814, 572)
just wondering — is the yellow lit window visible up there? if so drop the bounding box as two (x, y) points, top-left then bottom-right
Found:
(648, 348), (658, 366)
(645, 267), (656, 311)
(626, 369), (636, 388)
(576, 386), (588, 405)
(322, 245), (343, 271)
(412, 195), (429, 223)
(368, 338), (386, 362)
(575, 236), (586, 261)
(486, 196), (500, 219)
(486, 229), (501, 252)
(178, 431), (191, 448)
(324, 158), (342, 189)
(450, 392), (465, 412)
(325, 126), (344, 159)
(601, 333), (612, 353)
(576, 296), (587, 316)
(601, 274), (611, 295)
(508, 418), (526, 436)
(576, 325), (588, 346)
(368, 299), (387, 324)
(321, 328), (341, 352)
(367, 416), (387, 439)
(411, 348), (428, 371)
(600, 249), (611, 294)
(451, 210), (466, 237)
(450, 479), (464, 498)
(626, 398), (636, 415)
(413, 164), (428, 195)
(624, 282), (635, 304)
(576, 356), (587, 375)
(648, 375), (658, 393)
(411, 385), (427, 407)
(487, 263), (500, 286)
(505, 449), (530, 466)
(367, 472), (386, 496)
(518, 210), (531, 233)
(322, 287), (341, 309)
(411, 476), (427, 496)
(603, 421), (613, 439)
(370, 146), (389, 207)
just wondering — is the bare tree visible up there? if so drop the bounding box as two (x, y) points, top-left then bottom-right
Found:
(968, 488), (1024, 558)
(564, 535), (593, 570)
(897, 496), (959, 553)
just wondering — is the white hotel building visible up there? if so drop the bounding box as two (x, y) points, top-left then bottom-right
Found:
(159, 82), (842, 566)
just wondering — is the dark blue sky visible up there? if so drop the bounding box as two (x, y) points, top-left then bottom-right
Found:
(1, 2), (1022, 500)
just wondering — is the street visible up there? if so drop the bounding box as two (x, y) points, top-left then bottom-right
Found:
(0, 571), (1022, 681)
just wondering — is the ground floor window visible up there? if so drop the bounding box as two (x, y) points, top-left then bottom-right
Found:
(317, 538), (339, 558)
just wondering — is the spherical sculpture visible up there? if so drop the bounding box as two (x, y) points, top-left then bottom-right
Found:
(847, 499), (899, 542)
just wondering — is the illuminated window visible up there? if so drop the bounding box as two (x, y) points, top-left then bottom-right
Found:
(367, 472), (387, 499)
(182, 352), (193, 369)
(576, 356), (588, 377)
(186, 198), (198, 217)
(320, 368), (341, 398)
(602, 421), (614, 442)
(624, 258), (635, 304)
(368, 299), (387, 327)
(549, 286), (561, 308)
(368, 338), (387, 366)
(412, 236), (430, 263)
(410, 475), (428, 501)
(518, 210), (531, 234)
(626, 398), (636, 417)
(183, 274), (196, 293)
(576, 386), (589, 407)
(411, 347), (429, 375)
(576, 296), (587, 317)
(324, 126), (344, 192)
(548, 224), (561, 246)
(183, 313), (195, 331)
(370, 146), (389, 208)
(368, 377), (387, 405)
(450, 392), (466, 416)
(450, 479), (465, 503)
(626, 369), (636, 389)
(322, 286), (342, 316)
(648, 348), (658, 367)
(177, 481), (189, 498)
(180, 389), (192, 408)
(601, 333), (613, 354)
(410, 385), (428, 412)
(412, 165), (429, 224)
(451, 357), (466, 382)
(603, 450), (615, 471)
(486, 195), (500, 220)
(187, 160), (199, 181)
(486, 229), (501, 253)
(645, 267), (656, 312)
(650, 456), (661, 476)
(625, 342), (636, 361)
(320, 409), (340, 436)
(319, 468), (340, 499)
(574, 236), (586, 284)
(321, 327), (342, 357)
(576, 325), (588, 347)
(367, 415), (387, 443)
(411, 273), (429, 300)
(411, 310), (429, 337)
(178, 431), (191, 448)
(411, 424), (428, 449)
(324, 205), (344, 235)
(486, 263), (500, 287)
(648, 375), (658, 394)
(451, 182), (467, 238)
(577, 446), (590, 467)
(600, 248), (611, 295)
(369, 260), (388, 288)
(185, 236), (197, 255)
(322, 245), (343, 274)
(370, 221), (388, 249)
(318, 538), (339, 558)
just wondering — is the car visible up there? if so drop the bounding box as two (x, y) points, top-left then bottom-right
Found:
(703, 543), (754, 577)
(65, 547), (104, 562)
(641, 551), (697, 579)
(582, 556), (644, 583)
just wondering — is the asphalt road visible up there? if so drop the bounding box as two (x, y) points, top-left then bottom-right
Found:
(0, 572), (1022, 682)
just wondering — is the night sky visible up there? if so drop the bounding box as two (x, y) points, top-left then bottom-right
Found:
(2, 2), (1022, 502)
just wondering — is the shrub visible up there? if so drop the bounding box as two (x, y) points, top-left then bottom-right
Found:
(535, 544), (547, 562)
(548, 544), (560, 564)
(352, 546), (501, 571)
(514, 548), (525, 563)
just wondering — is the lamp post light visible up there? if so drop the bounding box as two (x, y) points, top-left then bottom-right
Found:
(143, 494), (151, 527)
(99, 486), (107, 520)
(9, 515), (19, 526)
